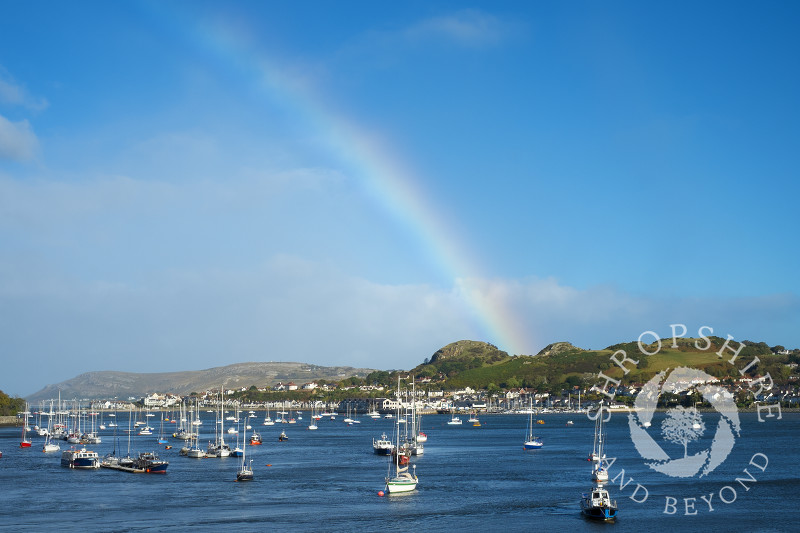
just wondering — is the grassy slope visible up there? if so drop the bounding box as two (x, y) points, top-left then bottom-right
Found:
(440, 339), (778, 390)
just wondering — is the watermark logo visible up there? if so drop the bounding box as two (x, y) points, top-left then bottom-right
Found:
(629, 367), (740, 478)
(588, 324), (782, 515)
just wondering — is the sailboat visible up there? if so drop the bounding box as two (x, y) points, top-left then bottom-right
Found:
(186, 401), (205, 458)
(589, 402), (609, 483)
(20, 405), (32, 448)
(692, 402), (702, 430)
(523, 398), (543, 450)
(42, 433), (60, 453)
(236, 424), (254, 481)
(385, 377), (418, 493)
(157, 413), (169, 444)
(42, 400), (61, 452)
(580, 401), (617, 520)
(107, 410), (118, 428)
(206, 389), (231, 457)
(447, 412), (462, 425)
(263, 406), (275, 426)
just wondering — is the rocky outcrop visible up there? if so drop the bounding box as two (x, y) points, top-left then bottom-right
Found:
(536, 342), (582, 357)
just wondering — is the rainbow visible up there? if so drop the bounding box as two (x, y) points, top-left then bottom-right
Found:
(149, 6), (534, 355)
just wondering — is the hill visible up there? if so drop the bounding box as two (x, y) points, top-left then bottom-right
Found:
(26, 362), (377, 402)
(421, 337), (797, 392)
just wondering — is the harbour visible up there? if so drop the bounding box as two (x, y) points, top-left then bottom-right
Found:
(1, 410), (798, 531)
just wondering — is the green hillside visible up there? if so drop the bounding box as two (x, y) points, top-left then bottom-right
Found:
(415, 337), (797, 392)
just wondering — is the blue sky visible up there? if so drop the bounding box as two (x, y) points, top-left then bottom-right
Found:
(1, 1), (798, 396)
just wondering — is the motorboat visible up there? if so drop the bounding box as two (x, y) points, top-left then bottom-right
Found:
(372, 433), (395, 455)
(580, 486), (618, 521)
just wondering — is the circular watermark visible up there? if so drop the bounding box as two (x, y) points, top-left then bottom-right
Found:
(629, 367), (740, 478)
(587, 324), (782, 516)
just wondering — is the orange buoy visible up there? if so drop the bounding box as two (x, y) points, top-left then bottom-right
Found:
(378, 490), (385, 497)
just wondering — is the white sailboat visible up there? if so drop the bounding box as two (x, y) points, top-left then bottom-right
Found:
(235, 423), (254, 481)
(523, 398), (543, 450)
(263, 405), (275, 426)
(384, 377), (418, 493)
(589, 402), (609, 483)
(186, 401), (205, 458)
(206, 389), (231, 457)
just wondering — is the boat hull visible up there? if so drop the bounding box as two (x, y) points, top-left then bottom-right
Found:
(580, 504), (617, 521)
(386, 478), (418, 493)
(236, 471), (254, 482)
(61, 449), (100, 469)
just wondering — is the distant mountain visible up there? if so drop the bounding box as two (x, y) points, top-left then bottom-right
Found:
(26, 362), (378, 402)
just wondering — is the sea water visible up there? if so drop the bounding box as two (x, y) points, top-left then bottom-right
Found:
(0, 411), (797, 532)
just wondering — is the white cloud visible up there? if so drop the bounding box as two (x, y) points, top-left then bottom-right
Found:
(403, 10), (512, 47)
(1, 252), (798, 397)
(0, 70), (48, 111)
(0, 114), (39, 161)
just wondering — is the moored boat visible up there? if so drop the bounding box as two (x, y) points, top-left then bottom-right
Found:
(135, 451), (168, 473)
(61, 447), (100, 469)
(42, 435), (61, 453)
(372, 433), (395, 455)
(447, 414), (462, 425)
(235, 424), (254, 481)
(384, 377), (418, 494)
(523, 399), (543, 450)
(236, 459), (254, 481)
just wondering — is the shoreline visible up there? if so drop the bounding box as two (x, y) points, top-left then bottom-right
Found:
(2, 407), (797, 427)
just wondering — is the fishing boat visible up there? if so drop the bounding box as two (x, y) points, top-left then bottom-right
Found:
(372, 433), (395, 455)
(523, 399), (543, 450)
(278, 430), (288, 442)
(61, 446), (100, 469)
(446, 413), (462, 426)
(236, 424), (254, 481)
(249, 431), (263, 445)
(134, 451), (168, 473)
(580, 486), (618, 521)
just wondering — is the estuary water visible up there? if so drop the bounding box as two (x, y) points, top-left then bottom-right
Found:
(0, 411), (797, 532)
